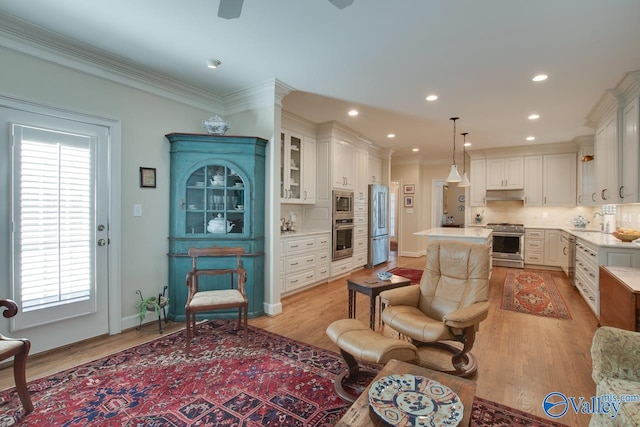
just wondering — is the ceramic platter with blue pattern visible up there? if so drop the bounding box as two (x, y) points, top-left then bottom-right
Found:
(368, 374), (464, 426)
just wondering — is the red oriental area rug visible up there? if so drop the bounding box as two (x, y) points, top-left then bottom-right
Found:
(501, 270), (572, 320)
(387, 267), (423, 284)
(0, 320), (566, 426)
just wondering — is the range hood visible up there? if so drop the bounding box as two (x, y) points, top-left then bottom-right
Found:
(485, 190), (525, 201)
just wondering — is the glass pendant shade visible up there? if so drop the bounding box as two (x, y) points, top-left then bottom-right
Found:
(458, 172), (471, 187)
(447, 164), (461, 182)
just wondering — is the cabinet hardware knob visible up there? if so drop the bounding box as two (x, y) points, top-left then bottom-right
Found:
(619, 186), (624, 199)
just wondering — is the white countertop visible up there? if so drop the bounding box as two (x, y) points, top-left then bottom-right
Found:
(520, 225), (640, 249)
(602, 266), (640, 292)
(564, 228), (640, 249)
(414, 227), (493, 238)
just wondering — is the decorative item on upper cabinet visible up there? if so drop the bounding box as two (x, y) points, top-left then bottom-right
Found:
(202, 115), (230, 135)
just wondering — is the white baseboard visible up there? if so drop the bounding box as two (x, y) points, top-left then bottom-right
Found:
(263, 301), (283, 316)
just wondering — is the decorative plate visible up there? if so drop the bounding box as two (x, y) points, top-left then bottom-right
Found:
(368, 374), (463, 426)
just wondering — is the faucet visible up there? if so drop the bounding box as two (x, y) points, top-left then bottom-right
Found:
(593, 212), (604, 231)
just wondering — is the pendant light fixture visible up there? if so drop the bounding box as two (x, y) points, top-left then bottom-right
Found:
(458, 132), (471, 187)
(446, 117), (461, 182)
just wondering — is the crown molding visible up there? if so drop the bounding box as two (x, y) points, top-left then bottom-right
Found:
(0, 12), (225, 113)
(224, 78), (295, 115)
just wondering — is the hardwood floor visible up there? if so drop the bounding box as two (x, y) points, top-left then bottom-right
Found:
(1, 252), (598, 426)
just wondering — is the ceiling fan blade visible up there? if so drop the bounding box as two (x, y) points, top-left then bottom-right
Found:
(218, 0), (244, 19)
(328, 0), (354, 9)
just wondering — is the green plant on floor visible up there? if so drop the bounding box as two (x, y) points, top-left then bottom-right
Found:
(136, 289), (168, 321)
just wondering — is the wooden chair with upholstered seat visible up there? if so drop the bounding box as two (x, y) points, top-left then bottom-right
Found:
(185, 246), (248, 355)
(0, 299), (34, 413)
(380, 239), (491, 377)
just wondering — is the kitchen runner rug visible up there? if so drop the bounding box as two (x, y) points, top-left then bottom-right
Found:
(0, 320), (566, 426)
(501, 270), (572, 320)
(387, 267), (423, 284)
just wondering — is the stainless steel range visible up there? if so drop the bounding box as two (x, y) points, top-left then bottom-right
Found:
(486, 223), (525, 268)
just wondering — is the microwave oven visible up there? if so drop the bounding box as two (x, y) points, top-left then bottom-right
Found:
(333, 190), (354, 219)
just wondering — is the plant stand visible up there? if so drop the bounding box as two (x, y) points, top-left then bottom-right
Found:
(136, 286), (169, 333)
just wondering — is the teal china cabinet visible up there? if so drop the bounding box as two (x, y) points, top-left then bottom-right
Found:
(165, 133), (267, 321)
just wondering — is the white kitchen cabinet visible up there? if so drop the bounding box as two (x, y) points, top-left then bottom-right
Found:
(486, 157), (524, 190)
(368, 155), (382, 184)
(621, 95), (639, 203)
(594, 109), (620, 204)
(469, 159), (486, 206)
(331, 139), (355, 190)
(354, 148), (369, 204)
(587, 71), (640, 204)
(524, 156), (543, 206)
(573, 235), (640, 317)
(300, 136), (317, 203)
(544, 229), (562, 267)
(281, 233), (330, 294)
(524, 228), (544, 265)
(524, 228), (563, 267)
(280, 131), (316, 204)
(542, 153), (576, 206)
(577, 140), (597, 206)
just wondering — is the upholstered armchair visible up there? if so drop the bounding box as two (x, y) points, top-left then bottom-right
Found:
(380, 240), (491, 376)
(590, 326), (640, 426)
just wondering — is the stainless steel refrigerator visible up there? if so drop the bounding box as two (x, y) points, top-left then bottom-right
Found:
(367, 184), (389, 267)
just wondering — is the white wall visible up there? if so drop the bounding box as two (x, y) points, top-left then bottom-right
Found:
(0, 46), (228, 327)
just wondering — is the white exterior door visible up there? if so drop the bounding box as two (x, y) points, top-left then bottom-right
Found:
(2, 107), (110, 353)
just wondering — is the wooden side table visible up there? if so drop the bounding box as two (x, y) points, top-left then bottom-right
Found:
(336, 359), (476, 427)
(347, 274), (412, 330)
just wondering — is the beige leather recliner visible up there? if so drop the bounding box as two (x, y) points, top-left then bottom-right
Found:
(380, 239), (491, 376)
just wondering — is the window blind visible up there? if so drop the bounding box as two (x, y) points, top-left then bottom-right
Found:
(17, 132), (93, 311)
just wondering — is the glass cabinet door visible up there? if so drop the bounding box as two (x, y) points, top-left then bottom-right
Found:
(185, 164), (245, 235)
(280, 132), (302, 201)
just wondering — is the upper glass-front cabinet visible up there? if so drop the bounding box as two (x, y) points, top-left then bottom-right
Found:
(185, 164), (245, 235)
(280, 132), (302, 201)
(280, 130), (316, 204)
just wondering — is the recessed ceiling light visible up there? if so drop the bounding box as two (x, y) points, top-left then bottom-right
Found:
(425, 94), (438, 102)
(412, 148), (419, 152)
(528, 114), (540, 120)
(387, 133), (395, 138)
(348, 109), (359, 116)
(532, 74), (548, 82)
(206, 59), (222, 69)
(526, 136), (536, 141)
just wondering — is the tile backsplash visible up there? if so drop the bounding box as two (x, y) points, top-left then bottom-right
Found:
(471, 201), (599, 229)
(471, 201), (640, 230)
(619, 204), (640, 230)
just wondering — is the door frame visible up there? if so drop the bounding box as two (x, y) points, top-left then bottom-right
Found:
(1, 93), (122, 337)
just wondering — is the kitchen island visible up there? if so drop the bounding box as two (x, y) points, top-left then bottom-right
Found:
(414, 227), (493, 245)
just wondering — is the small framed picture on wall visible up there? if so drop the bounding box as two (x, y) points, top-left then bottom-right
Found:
(404, 196), (414, 207)
(140, 167), (157, 188)
(403, 184), (415, 194)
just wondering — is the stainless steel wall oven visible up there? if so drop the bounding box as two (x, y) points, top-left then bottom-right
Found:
(486, 223), (524, 268)
(333, 190), (354, 220)
(333, 218), (354, 260)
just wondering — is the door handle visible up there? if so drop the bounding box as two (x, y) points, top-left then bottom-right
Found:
(98, 239), (107, 246)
